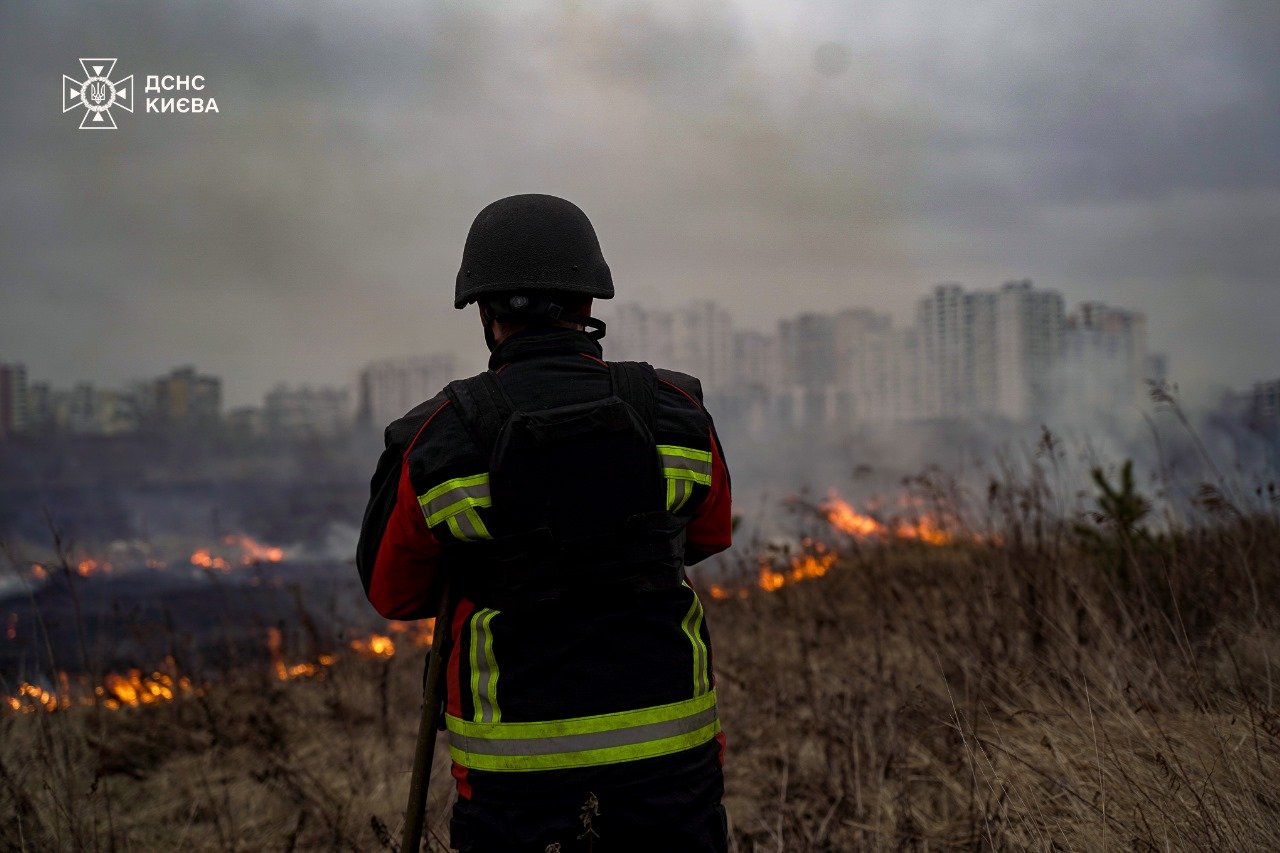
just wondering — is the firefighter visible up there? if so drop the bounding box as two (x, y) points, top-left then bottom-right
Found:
(357, 194), (733, 852)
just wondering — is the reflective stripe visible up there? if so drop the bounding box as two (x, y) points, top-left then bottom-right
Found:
(420, 474), (492, 541)
(447, 506), (492, 542)
(469, 609), (500, 723)
(419, 474), (491, 527)
(447, 690), (719, 772)
(657, 445), (712, 486)
(666, 477), (692, 512)
(680, 584), (710, 695)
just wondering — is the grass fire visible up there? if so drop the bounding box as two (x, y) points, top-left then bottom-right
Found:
(3, 450), (1279, 850)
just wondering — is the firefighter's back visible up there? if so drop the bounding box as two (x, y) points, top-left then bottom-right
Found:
(412, 330), (728, 850)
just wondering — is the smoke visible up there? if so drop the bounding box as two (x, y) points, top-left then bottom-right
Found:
(1, 0), (1277, 408)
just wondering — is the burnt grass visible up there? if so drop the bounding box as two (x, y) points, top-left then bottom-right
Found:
(3, 519), (1280, 851)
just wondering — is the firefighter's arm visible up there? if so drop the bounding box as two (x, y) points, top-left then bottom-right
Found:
(356, 405), (446, 619)
(684, 424), (732, 565)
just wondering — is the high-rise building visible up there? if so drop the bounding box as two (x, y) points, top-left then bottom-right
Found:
(358, 355), (456, 428)
(153, 367), (222, 427)
(914, 285), (1009, 419)
(916, 284), (971, 418)
(1060, 302), (1149, 413)
(833, 309), (896, 423)
(93, 388), (140, 435)
(264, 385), (351, 437)
(995, 280), (1065, 421)
(888, 327), (925, 422)
(1252, 379), (1280, 422)
(0, 362), (28, 438)
(24, 382), (52, 432)
(601, 301), (732, 393)
(776, 313), (843, 429)
(672, 301), (734, 395)
(601, 303), (675, 365)
(732, 330), (780, 394)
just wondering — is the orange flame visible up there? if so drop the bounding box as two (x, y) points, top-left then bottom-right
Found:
(821, 498), (888, 538)
(758, 541), (838, 594)
(190, 549), (231, 571)
(350, 634), (396, 658)
(819, 491), (957, 546)
(76, 558), (112, 577)
(386, 618), (436, 647)
(222, 534), (286, 566)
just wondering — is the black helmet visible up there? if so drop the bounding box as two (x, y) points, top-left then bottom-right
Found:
(454, 194), (614, 309)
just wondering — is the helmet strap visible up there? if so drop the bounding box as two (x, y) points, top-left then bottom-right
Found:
(482, 295), (608, 344)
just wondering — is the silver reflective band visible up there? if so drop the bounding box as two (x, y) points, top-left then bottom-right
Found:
(419, 474), (491, 527)
(658, 445), (712, 485)
(450, 705), (717, 757)
(667, 477), (693, 512)
(446, 690), (720, 771)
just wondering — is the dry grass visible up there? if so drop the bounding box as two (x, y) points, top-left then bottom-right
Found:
(3, 507), (1279, 850)
(714, 527), (1280, 850)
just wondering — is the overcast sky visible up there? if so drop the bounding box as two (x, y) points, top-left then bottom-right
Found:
(1, 0), (1276, 408)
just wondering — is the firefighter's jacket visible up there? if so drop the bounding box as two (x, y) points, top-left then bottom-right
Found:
(357, 327), (732, 802)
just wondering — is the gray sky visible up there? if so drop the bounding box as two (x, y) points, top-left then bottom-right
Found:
(1, 0), (1276, 407)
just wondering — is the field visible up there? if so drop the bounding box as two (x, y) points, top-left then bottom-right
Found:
(4, 413), (1280, 853)
(4, 488), (1279, 851)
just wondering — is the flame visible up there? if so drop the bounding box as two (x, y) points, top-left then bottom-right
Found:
(76, 558), (112, 577)
(190, 534), (287, 572)
(822, 498), (888, 538)
(819, 491), (958, 546)
(5, 662), (197, 714)
(222, 534), (286, 566)
(190, 549), (231, 571)
(386, 618), (435, 647)
(758, 540), (838, 594)
(100, 670), (193, 708)
(350, 634), (396, 658)
(30, 563), (48, 581)
(699, 488), (984, 600)
(894, 516), (953, 545)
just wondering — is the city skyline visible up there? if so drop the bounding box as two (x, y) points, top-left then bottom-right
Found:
(11, 278), (1279, 442)
(3, 2), (1277, 413)
(1, 270), (1271, 412)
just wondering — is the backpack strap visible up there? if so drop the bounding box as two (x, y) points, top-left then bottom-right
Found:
(444, 371), (515, 458)
(607, 361), (658, 437)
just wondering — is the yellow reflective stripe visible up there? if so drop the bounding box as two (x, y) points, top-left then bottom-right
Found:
(680, 583), (710, 695)
(664, 467), (711, 486)
(423, 493), (492, 528)
(667, 478), (693, 512)
(448, 720), (720, 772)
(469, 609), (500, 723)
(421, 472), (488, 504)
(483, 611), (500, 722)
(468, 610), (482, 721)
(449, 507), (491, 541)
(447, 689), (716, 740)
(446, 690), (720, 772)
(656, 445), (712, 463)
(419, 474), (493, 539)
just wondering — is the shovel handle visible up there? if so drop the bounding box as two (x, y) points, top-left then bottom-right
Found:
(401, 577), (455, 852)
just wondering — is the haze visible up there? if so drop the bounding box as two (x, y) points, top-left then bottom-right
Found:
(1, 0), (1276, 408)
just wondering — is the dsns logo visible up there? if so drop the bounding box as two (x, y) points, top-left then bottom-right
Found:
(63, 58), (133, 129)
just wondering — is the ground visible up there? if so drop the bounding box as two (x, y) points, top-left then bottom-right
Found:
(3, 525), (1279, 851)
